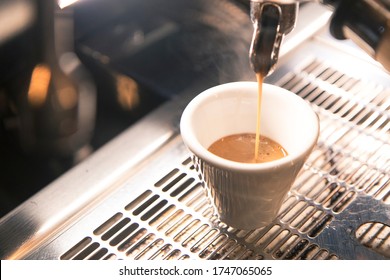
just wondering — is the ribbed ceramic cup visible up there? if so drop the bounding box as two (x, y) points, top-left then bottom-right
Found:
(180, 82), (319, 229)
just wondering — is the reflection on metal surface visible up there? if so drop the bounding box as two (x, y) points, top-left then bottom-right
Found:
(58, 0), (79, 9)
(0, 0), (35, 43)
(356, 222), (390, 258)
(28, 64), (51, 107)
(116, 74), (140, 111)
(57, 86), (77, 110)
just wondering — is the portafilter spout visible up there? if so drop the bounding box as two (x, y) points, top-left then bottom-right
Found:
(249, 0), (298, 77)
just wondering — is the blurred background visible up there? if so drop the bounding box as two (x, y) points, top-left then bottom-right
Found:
(0, 0), (255, 217)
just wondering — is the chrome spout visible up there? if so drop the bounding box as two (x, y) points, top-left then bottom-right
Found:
(249, 0), (298, 76)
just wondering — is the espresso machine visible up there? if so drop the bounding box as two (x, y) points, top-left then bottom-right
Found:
(249, 0), (390, 76)
(0, 0), (389, 260)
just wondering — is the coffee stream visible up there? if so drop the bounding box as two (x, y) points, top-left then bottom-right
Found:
(208, 73), (288, 163)
(255, 73), (263, 162)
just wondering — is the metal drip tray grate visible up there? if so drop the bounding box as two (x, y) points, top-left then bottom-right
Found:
(60, 158), (339, 260)
(278, 59), (390, 203)
(57, 56), (389, 260)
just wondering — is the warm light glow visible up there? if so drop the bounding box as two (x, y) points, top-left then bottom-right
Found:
(58, 0), (79, 9)
(28, 64), (51, 107)
(58, 87), (77, 110)
(0, 1), (35, 44)
(116, 74), (140, 110)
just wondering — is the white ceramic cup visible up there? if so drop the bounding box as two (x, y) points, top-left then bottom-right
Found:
(180, 82), (319, 229)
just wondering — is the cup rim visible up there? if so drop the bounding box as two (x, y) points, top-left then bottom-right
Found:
(180, 81), (320, 172)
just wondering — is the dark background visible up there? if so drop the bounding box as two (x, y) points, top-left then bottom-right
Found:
(0, 0), (255, 218)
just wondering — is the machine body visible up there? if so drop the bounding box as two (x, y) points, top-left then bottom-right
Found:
(249, 0), (390, 76)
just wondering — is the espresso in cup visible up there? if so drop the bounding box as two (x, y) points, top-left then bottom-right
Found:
(208, 133), (288, 163)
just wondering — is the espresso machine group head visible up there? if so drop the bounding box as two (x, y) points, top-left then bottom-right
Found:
(249, 0), (390, 77)
(249, 0), (298, 76)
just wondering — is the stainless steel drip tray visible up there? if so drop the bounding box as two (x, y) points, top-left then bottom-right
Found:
(1, 8), (390, 259)
(15, 35), (389, 260)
